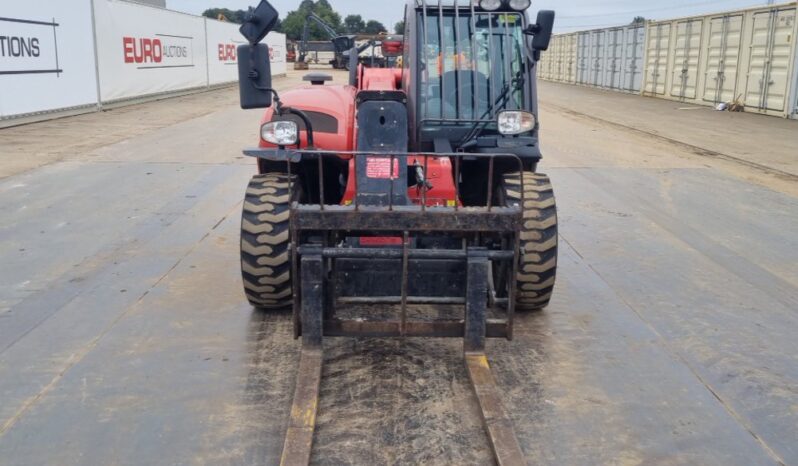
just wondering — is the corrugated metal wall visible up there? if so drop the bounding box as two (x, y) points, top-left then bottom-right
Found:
(539, 2), (798, 118)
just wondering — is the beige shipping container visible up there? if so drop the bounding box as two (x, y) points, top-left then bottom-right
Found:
(540, 34), (576, 83)
(560, 34), (578, 83)
(643, 3), (798, 117)
(548, 35), (564, 82)
(643, 22), (672, 95)
(539, 42), (554, 81)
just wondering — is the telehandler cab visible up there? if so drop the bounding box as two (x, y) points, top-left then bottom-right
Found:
(236, 1), (555, 464)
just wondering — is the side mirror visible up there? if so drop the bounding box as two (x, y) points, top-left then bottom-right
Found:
(525, 10), (555, 51)
(237, 1), (279, 109)
(238, 43), (273, 109)
(239, 1), (279, 45)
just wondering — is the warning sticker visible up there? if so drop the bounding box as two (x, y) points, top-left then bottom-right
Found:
(366, 157), (400, 179)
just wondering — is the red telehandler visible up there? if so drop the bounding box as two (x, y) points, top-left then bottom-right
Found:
(236, 1), (555, 464)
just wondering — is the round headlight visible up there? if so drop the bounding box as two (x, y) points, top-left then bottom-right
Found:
(261, 120), (299, 146)
(479, 0), (502, 11)
(508, 0), (531, 10)
(497, 111), (536, 135)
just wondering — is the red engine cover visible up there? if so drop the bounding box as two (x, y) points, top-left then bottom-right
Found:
(258, 84), (356, 152)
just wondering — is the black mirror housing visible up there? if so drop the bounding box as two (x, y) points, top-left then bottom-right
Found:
(239, 1), (279, 45)
(526, 10), (555, 51)
(238, 43), (273, 109)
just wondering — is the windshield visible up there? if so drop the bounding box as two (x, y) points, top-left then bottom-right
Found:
(419, 11), (526, 122)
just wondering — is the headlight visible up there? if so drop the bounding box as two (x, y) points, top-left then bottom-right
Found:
(261, 120), (299, 146)
(478, 0), (502, 11)
(497, 111), (536, 135)
(508, 0), (531, 10)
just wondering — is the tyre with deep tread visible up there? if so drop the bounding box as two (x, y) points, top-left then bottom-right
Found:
(501, 171), (558, 311)
(240, 174), (299, 310)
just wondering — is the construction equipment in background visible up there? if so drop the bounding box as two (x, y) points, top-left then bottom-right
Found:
(236, 0), (555, 464)
(294, 12), (356, 70)
(381, 34), (403, 67)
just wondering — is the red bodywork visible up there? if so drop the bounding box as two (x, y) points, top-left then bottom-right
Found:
(258, 67), (458, 208)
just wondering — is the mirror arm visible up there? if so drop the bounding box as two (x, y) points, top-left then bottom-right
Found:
(523, 24), (541, 36)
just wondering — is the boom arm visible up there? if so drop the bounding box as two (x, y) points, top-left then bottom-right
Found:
(298, 13), (341, 62)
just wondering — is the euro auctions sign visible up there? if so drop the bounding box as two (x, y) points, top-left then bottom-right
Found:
(0, 1), (98, 119)
(0, 17), (62, 76)
(93, 0), (208, 101)
(217, 42), (283, 63)
(122, 35), (194, 68)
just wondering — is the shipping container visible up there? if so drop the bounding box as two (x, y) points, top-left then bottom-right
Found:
(552, 35), (563, 81)
(743, 6), (797, 115)
(562, 33), (578, 83)
(588, 30), (606, 86)
(669, 18), (704, 100)
(603, 28), (625, 89)
(643, 22), (672, 95)
(702, 13), (744, 105)
(543, 3), (798, 118)
(577, 32), (591, 85)
(793, 43), (798, 117)
(643, 3), (798, 117)
(622, 25), (646, 92)
(552, 36), (561, 81)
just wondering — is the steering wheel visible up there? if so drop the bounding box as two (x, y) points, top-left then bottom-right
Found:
(445, 77), (490, 114)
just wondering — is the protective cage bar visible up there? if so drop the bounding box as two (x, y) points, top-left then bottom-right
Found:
(416, 0), (531, 127)
(274, 150), (525, 210)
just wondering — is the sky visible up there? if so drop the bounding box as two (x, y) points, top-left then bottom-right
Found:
(166, 0), (775, 33)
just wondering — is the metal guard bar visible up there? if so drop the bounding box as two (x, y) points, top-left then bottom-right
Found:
(292, 205), (520, 233)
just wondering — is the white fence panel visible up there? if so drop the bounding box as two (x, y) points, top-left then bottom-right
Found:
(0, 0), (98, 119)
(94, 0), (208, 102)
(205, 18), (287, 86)
(206, 19), (245, 86)
(267, 32), (287, 77)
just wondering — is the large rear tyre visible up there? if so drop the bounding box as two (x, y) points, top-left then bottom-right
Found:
(502, 172), (558, 311)
(240, 174), (299, 310)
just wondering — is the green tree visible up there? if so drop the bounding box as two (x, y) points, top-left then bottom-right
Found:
(630, 16), (646, 25)
(394, 20), (405, 35)
(365, 20), (387, 35)
(344, 14), (366, 34)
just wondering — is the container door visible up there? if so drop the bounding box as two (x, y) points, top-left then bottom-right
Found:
(645, 23), (671, 94)
(569, 35), (578, 83)
(577, 32), (591, 84)
(554, 36), (563, 81)
(702, 15), (743, 104)
(604, 29), (624, 89)
(671, 19), (703, 100)
(745, 8), (796, 112)
(591, 30), (605, 86)
(623, 26), (645, 92)
(794, 55), (798, 117)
